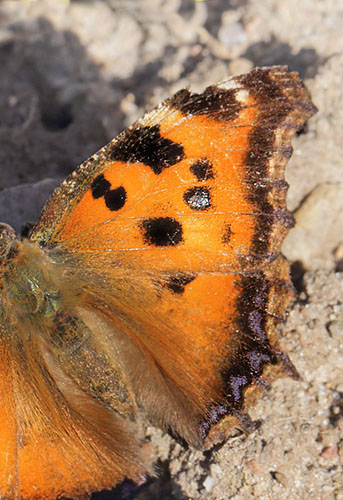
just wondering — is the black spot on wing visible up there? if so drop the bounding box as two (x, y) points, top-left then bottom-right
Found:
(184, 187), (212, 210)
(165, 272), (196, 294)
(91, 174), (111, 199)
(169, 86), (243, 122)
(190, 158), (214, 181)
(91, 174), (126, 211)
(141, 217), (183, 246)
(109, 124), (185, 175)
(104, 186), (126, 211)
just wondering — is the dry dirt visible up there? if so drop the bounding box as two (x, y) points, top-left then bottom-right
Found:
(0, 1), (342, 499)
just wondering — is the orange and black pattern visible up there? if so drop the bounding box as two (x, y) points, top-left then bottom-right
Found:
(0, 67), (316, 499)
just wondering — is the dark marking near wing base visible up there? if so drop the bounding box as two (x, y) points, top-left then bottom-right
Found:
(109, 124), (185, 175)
(91, 174), (126, 211)
(141, 217), (183, 247)
(184, 187), (212, 211)
(165, 272), (196, 294)
(190, 158), (214, 181)
(222, 223), (232, 244)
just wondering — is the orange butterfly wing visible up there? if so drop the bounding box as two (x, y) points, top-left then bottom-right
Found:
(0, 67), (316, 499)
(0, 302), (145, 500)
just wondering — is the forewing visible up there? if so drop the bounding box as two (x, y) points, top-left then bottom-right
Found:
(29, 67), (316, 445)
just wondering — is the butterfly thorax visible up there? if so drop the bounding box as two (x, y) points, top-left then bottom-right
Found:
(0, 227), (137, 419)
(0, 231), (61, 324)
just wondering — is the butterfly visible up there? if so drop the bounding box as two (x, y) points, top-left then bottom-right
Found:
(0, 66), (316, 500)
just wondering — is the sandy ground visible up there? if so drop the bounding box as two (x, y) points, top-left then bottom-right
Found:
(0, 1), (342, 499)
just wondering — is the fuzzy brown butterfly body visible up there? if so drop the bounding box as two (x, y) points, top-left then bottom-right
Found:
(0, 67), (316, 499)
